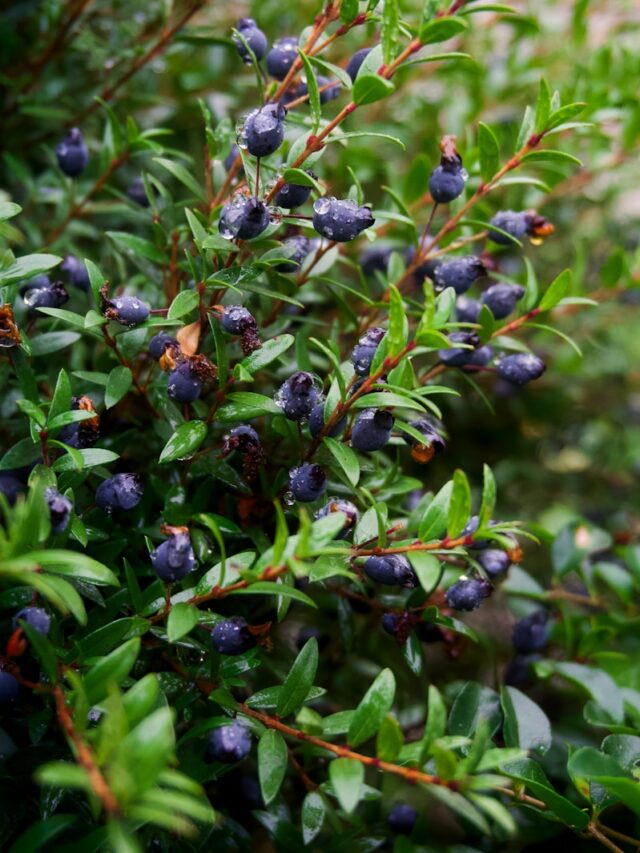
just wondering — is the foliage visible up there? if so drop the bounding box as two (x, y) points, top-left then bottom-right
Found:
(0, 0), (639, 851)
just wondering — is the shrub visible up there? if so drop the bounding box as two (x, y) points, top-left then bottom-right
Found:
(0, 1), (639, 850)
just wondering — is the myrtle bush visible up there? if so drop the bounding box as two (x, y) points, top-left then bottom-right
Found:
(0, 1), (639, 851)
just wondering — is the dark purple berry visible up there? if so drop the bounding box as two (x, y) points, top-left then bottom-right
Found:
(289, 463), (327, 502)
(243, 103), (287, 157)
(308, 403), (346, 438)
(477, 548), (511, 578)
(465, 345), (494, 368)
(0, 474), (24, 506)
(222, 425), (261, 455)
(388, 803), (418, 836)
(351, 408), (394, 451)
(219, 196), (271, 240)
(107, 295), (150, 327)
(234, 18), (268, 63)
(346, 47), (371, 82)
(45, 487), (72, 534)
(405, 244), (441, 283)
(361, 245), (393, 278)
(512, 610), (549, 653)
(312, 197), (375, 242)
(433, 256), (486, 294)
(488, 210), (530, 245)
(212, 616), (256, 655)
(56, 127), (89, 178)
(95, 473), (143, 513)
(61, 255), (90, 290)
(149, 331), (176, 360)
(207, 719), (252, 762)
(455, 295), (481, 323)
(0, 672), (19, 703)
(127, 176), (151, 207)
(438, 332), (479, 367)
(273, 170), (315, 209)
(445, 577), (492, 611)
(275, 235), (313, 272)
(151, 532), (196, 583)
(497, 353), (546, 385)
(266, 36), (299, 80)
(22, 280), (69, 312)
(351, 327), (386, 376)
(316, 74), (341, 103)
(481, 283), (525, 319)
(363, 554), (417, 588)
(277, 371), (321, 421)
(429, 165), (465, 203)
(220, 305), (257, 335)
(462, 516), (497, 549)
(167, 362), (202, 403)
(14, 607), (51, 635)
(315, 499), (359, 538)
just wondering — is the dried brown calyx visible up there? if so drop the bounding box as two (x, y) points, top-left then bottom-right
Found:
(0, 304), (21, 348)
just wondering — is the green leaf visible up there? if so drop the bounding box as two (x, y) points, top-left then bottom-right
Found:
(281, 168), (323, 193)
(501, 686), (551, 755)
(499, 758), (589, 829)
(168, 290), (199, 320)
(0, 253), (61, 287)
(240, 335), (294, 374)
(329, 758), (364, 814)
(325, 131), (405, 150)
(376, 714), (403, 761)
(422, 684), (446, 754)
(153, 157), (207, 201)
(0, 201), (22, 221)
(387, 284), (406, 357)
(230, 581), (317, 608)
(478, 122), (500, 182)
(53, 448), (119, 472)
(381, 0), (399, 64)
(449, 682), (502, 738)
(30, 332), (81, 357)
(297, 49), (321, 132)
(419, 480), (452, 540)
(106, 231), (167, 264)
(590, 776), (640, 816)
(105, 366), (133, 409)
(20, 621), (59, 683)
(167, 603), (199, 642)
(159, 421), (207, 463)
(277, 638), (319, 718)
(535, 77), (552, 132)
(36, 763), (90, 791)
(48, 370), (72, 425)
(407, 552), (442, 594)
(25, 551), (119, 586)
(352, 75), (396, 106)
(83, 638), (141, 705)
(348, 668), (396, 747)
(323, 436), (360, 488)
(301, 791), (326, 844)
(447, 469), (471, 538)
(258, 730), (288, 805)
(478, 464), (496, 528)
(538, 661), (624, 723)
(538, 268), (572, 312)
(419, 17), (468, 45)
(216, 392), (281, 422)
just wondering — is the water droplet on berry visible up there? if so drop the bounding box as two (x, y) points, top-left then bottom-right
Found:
(283, 491), (296, 506)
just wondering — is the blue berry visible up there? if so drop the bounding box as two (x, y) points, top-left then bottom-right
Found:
(289, 463), (327, 502)
(388, 803), (418, 836)
(308, 403), (346, 438)
(438, 332), (479, 367)
(481, 283), (525, 319)
(363, 554), (417, 588)
(234, 18), (268, 63)
(317, 74), (341, 103)
(127, 176), (151, 207)
(0, 672), (19, 703)
(277, 371), (321, 421)
(45, 487), (72, 534)
(346, 47), (371, 82)
(488, 210), (530, 245)
(22, 280), (69, 311)
(243, 103), (287, 157)
(478, 548), (511, 578)
(275, 235), (313, 272)
(61, 255), (90, 290)
(512, 610), (549, 653)
(14, 606), (51, 635)
(465, 345), (494, 369)
(0, 473), (24, 506)
(445, 577), (492, 611)
(208, 719), (252, 762)
(149, 331), (176, 359)
(462, 515), (496, 549)
(107, 295), (150, 327)
(312, 197), (375, 242)
(212, 616), (256, 655)
(151, 532), (196, 583)
(56, 127), (89, 178)
(429, 136), (465, 203)
(220, 305), (257, 335)
(219, 196), (271, 241)
(497, 353), (546, 385)
(266, 36), (299, 80)
(360, 245), (393, 278)
(351, 408), (394, 451)
(455, 295), (481, 323)
(95, 473), (143, 513)
(315, 499), (359, 538)
(351, 327), (386, 376)
(433, 256), (485, 294)
(222, 425), (261, 455)
(167, 362), (202, 403)
(274, 170), (315, 209)
(403, 417), (446, 462)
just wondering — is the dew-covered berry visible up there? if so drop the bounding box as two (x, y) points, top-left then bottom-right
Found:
(429, 136), (466, 203)
(149, 331), (176, 360)
(14, 606), (51, 635)
(351, 327), (386, 376)
(222, 425), (261, 455)
(388, 803), (418, 836)
(56, 127), (89, 178)
(107, 295), (150, 327)
(315, 499), (359, 538)
(289, 463), (327, 502)
(243, 103), (287, 157)
(22, 280), (69, 311)
(234, 18), (268, 63)
(512, 610), (549, 653)
(277, 371), (321, 421)
(220, 305), (258, 336)
(488, 210), (530, 245)
(167, 362), (202, 403)
(127, 176), (151, 207)
(346, 47), (371, 81)
(95, 473), (143, 513)
(445, 577), (492, 611)
(465, 345), (494, 369)
(438, 332), (479, 367)
(363, 554), (418, 588)
(212, 616), (256, 655)
(266, 36), (299, 79)
(478, 548), (511, 579)
(151, 532), (196, 583)
(351, 408), (394, 451)
(45, 487), (72, 534)
(275, 235), (314, 272)
(497, 353), (546, 385)
(219, 196), (271, 241)
(273, 170), (315, 209)
(308, 403), (346, 438)
(312, 197), (375, 242)
(433, 256), (486, 294)
(456, 295), (481, 323)
(208, 719), (252, 762)
(0, 672), (19, 704)
(61, 255), (90, 290)
(481, 283), (525, 319)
